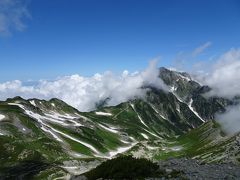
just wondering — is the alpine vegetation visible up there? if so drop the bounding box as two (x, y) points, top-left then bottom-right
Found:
(1, 67), (240, 178)
(1, 0), (240, 179)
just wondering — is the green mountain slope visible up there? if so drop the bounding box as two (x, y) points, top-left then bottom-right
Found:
(0, 68), (238, 179)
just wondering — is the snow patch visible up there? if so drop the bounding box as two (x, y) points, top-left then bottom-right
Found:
(0, 114), (5, 121)
(149, 103), (159, 114)
(150, 104), (168, 120)
(147, 145), (159, 150)
(171, 146), (183, 151)
(176, 105), (180, 113)
(51, 127), (100, 154)
(29, 100), (36, 106)
(143, 129), (162, 139)
(170, 86), (177, 92)
(44, 112), (83, 127)
(108, 142), (137, 158)
(8, 103), (25, 109)
(170, 86), (184, 103)
(137, 114), (148, 127)
(130, 136), (135, 141)
(98, 124), (118, 133)
(41, 126), (63, 142)
(95, 112), (112, 116)
(188, 98), (205, 122)
(130, 103), (148, 127)
(141, 133), (149, 139)
(177, 73), (191, 82)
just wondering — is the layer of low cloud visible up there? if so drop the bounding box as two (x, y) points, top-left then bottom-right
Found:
(216, 105), (240, 135)
(0, 60), (167, 111)
(191, 48), (240, 135)
(199, 48), (240, 98)
(0, 0), (30, 35)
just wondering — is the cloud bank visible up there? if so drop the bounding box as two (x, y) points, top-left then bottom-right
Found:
(216, 105), (240, 135)
(0, 60), (167, 111)
(192, 48), (240, 135)
(0, 0), (30, 35)
(200, 48), (240, 98)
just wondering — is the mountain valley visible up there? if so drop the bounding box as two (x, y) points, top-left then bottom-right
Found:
(0, 68), (239, 179)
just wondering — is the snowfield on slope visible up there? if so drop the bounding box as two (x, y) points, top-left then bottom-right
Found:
(107, 142), (138, 158)
(170, 86), (184, 103)
(29, 100), (36, 106)
(98, 123), (118, 133)
(141, 133), (149, 140)
(169, 87), (205, 123)
(0, 114), (5, 121)
(188, 99), (205, 122)
(7, 102), (138, 159)
(130, 103), (148, 127)
(8, 103), (100, 153)
(95, 112), (112, 116)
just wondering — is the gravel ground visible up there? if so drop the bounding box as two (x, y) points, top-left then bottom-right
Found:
(72, 158), (240, 180)
(154, 158), (240, 180)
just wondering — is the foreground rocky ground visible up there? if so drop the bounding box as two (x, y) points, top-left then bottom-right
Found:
(72, 157), (240, 180)
(156, 158), (240, 179)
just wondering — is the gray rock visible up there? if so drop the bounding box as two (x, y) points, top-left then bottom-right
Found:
(165, 168), (173, 174)
(157, 158), (240, 179)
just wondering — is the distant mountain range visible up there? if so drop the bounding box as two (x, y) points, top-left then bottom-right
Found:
(0, 68), (239, 179)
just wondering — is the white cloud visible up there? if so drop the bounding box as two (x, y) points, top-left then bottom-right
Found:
(0, 0), (30, 35)
(192, 41), (212, 57)
(190, 48), (240, 135)
(216, 105), (240, 135)
(0, 60), (168, 112)
(199, 48), (240, 98)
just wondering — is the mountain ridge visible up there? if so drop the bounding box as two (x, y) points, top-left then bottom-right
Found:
(0, 68), (239, 179)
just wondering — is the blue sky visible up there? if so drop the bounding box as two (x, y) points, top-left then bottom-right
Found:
(0, 0), (240, 82)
